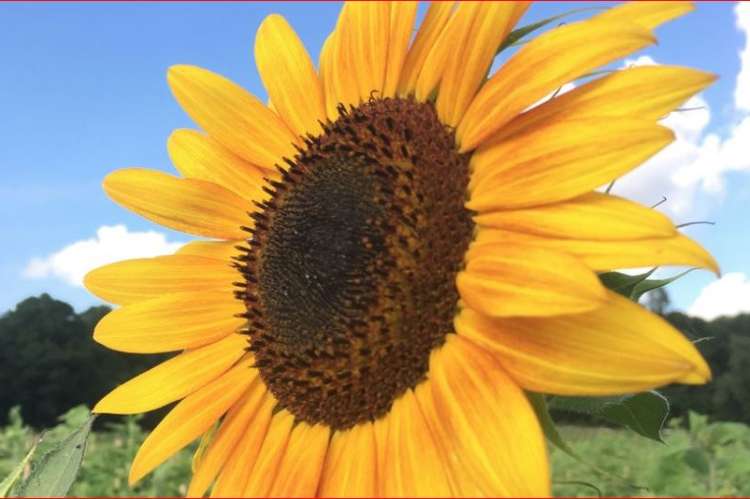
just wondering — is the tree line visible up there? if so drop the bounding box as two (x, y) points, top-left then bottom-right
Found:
(0, 293), (748, 429)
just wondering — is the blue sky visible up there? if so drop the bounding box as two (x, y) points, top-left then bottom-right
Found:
(1, 2), (748, 319)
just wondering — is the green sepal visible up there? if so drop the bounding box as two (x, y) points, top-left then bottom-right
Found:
(598, 269), (656, 299)
(630, 269), (696, 302)
(497, 7), (603, 53)
(527, 392), (649, 493)
(548, 391), (670, 443)
(599, 268), (696, 302)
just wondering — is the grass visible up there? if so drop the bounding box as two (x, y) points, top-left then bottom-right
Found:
(2, 405), (749, 496)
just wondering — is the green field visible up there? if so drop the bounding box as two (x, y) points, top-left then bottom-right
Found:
(2, 406), (749, 497)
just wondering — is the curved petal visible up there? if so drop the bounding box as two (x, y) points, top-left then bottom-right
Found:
(473, 228), (720, 274)
(243, 410), (295, 496)
(379, 389), (453, 497)
(490, 65), (716, 144)
(594, 1), (694, 30)
(336, 2), (390, 104)
(414, 6), (460, 102)
(84, 254), (239, 305)
(128, 356), (256, 485)
(320, 32), (341, 121)
(436, 2), (522, 127)
(168, 129), (270, 203)
(383, 1), (418, 98)
(94, 333), (247, 414)
(415, 335), (550, 497)
(458, 243), (607, 318)
(255, 15), (326, 138)
(318, 423), (377, 497)
(328, 10), (360, 112)
(458, 19), (655, 151)
(93, 289), (245, 353)
(168, 65), (297, 170)
(474, 192), (676, 241)
(267, 423), (330, 496)
(176, 239), (242, 262)
(103, 168), (250, 240)
(397, 2), (454, 96)
(467, 118), (674, 210)
(188, 380), (268, 498)
(455, 291), (711, 394)
(209, 394), (274, 498)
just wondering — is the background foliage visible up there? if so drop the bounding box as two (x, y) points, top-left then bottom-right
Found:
(1, 292), (750, 496)
(1, 404), (749, 497)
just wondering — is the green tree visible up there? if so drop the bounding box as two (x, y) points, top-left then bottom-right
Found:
(0, 294), (164, 428)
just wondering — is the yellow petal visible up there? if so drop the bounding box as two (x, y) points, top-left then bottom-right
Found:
(473, 228), (720, 274)
(319, 423), (377, 497)
(491, 65), (716, 144)
(436, 2), (522, 127)
(129, 356), (256, 485)
(467, 118), (674, 210)
(103, 168), (250, 240)
(255, 15), (326, 138)
(168, 129), (270, 203)
(176, 239), (242, 262)
(415, 335), (550, 497)
(380, 390), (453, 497)
(458, 19), (655, 151)
(93, 290), (245, 353)
(329, 9), (361, 112)
(320, 32), (341, 121)
(84, 254), (239, 305)
(268, 423), (330, 496)
(243, 410), (295, 497)
(398, 2), (454, 96)
(340, 2), (391, 102)
(474, 192), (676, 241)
(594, 1), (694, 30)
(455, 291), (711, 395)
(372, 415), (389, 497)
(189, 381), (269, 498)
(210, 394), (274, 498)
(168, 65), (297, 170)
(414, 6), (461, 102)
(383, 1), (418, 98)
(458, 243), (607, 317)
(95, 334), (247, 414)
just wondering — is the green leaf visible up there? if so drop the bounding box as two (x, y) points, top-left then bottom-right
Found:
(15, 414), (95, 497)
(598, 269), (655, 299)
(529, 392), (649, 492)
(599, 392), (670, 443)
(0, 438), (39, 498)
(553, 480), (603, 497)
(549, 391), (670, 443)
(688, 411), (708, 434)
(497, 7), (603, 53)
(707, 422), (748, 446)
(683, 448), (711, 475)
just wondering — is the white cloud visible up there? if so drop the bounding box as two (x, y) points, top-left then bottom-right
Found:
(688, 272), (750, 320)
(24, 225), (184, 286)
(610, 46), (750, 218)
(734, 3), (750, 111)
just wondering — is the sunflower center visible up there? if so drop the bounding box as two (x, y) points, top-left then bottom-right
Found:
(239, 97), (473, 430)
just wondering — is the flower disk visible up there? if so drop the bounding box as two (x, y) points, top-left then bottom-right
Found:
(238, 98), (473, 430)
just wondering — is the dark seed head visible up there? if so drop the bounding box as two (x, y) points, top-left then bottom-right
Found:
(242, 97), (473, 430)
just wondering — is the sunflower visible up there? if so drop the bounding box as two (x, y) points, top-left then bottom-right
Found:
(85, 1), (718, 497)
